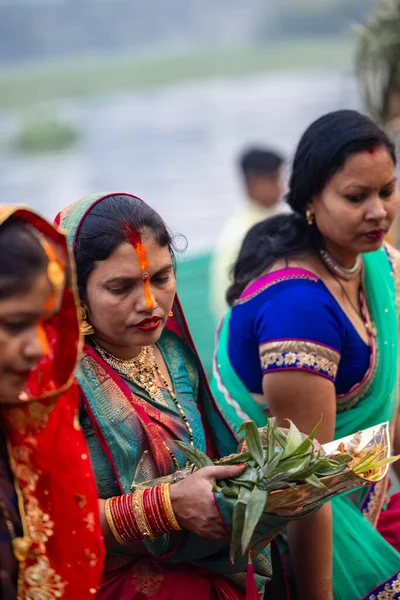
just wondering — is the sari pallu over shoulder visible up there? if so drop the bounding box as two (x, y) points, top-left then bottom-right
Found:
(212, 246), (400, 600)
(0, 205), (104, 600)
(56, 193), (290, 599)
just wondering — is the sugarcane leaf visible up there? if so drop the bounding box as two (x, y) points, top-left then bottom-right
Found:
(238, 421), (264, 468)
(281, 419), (304, 458)
(241, 487), (268, 555)
(273, 453), (312, 477)
(221, 486), (239, 499)
(175, 441), (214, 468)
(228, 467), (259, 486)
(230, 487), (251, 563)
(267, 417), (276, 462)
(286, 418), (322, 458)
(218, 451), (252, 465)
(326, 454), (353, 465)
(314, 456), (350, 476)
(267, 481), (297, 491)
(305, 474), (327, 489)
(273, 428), (288, 449)
(225, 479), (254, 491)
(263, 446), (284, 475)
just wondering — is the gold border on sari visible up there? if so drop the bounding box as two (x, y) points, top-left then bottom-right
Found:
(7, 442), (66, 599)
(0, 204), (83, 404)
(368, 571), (400, 599)
(336, 341), (378, 413)
(361, 477), (389, 527)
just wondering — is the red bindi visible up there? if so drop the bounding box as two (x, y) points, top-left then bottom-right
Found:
(367, 147), (375, 155)
(142, 271), (150, 281)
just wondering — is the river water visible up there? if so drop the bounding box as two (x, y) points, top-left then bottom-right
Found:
(0, 68), (359, 254)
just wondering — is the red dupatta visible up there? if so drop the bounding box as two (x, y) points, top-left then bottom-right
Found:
(0, 206), (104, 599)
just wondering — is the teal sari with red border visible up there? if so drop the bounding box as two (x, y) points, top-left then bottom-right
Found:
(55, 193), (281, 600)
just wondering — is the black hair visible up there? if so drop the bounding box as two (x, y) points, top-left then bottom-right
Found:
(74, 194), (182, 300)
(240, 148), (284, 180)
(0, 218), (48, 300)
(227, 110), (396, 306)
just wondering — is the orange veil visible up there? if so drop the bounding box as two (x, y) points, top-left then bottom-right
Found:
(0, 206), (104, 599)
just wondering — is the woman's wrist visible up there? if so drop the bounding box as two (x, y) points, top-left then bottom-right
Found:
(105, 483), (181, 545)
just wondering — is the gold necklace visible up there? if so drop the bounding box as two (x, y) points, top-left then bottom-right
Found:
(94, 342), (165, 403)
(93, 342), (195, 466)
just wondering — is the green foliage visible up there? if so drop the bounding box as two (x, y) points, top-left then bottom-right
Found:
(177, 418), (351, 561)
(12, 116), (79, 154)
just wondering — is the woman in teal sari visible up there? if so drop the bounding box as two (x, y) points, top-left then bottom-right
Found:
(55, 192), (300, 600)
(212, 110), (400, 599)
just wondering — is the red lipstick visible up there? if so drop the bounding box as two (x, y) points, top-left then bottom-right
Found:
(364, 229), (385, 242)
(134, 316), (161, 332)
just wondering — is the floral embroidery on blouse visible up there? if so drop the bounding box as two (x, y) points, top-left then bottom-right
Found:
(259, 340), (340, 381)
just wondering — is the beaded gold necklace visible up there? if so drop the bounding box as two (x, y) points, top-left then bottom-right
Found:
(94, 343), (164, 403)
(93, 342), (194, 468)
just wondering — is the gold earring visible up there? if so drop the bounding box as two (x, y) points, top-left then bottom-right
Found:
(78, 307), (95, 336)
(169, 310), (174, 317)
(306, 209), (314, 226)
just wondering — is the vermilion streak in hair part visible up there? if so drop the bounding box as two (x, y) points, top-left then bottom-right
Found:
(123, 223), (155, 309)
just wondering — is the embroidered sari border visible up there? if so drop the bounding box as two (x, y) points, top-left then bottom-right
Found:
(361, 477), (389, 527)
(336, 341), (378, 412)
(361, 570), (400, 599)
(259, 339), (339, 380)
(235, 268), (318, 306)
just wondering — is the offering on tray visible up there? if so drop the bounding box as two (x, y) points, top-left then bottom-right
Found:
(132, 419), (398, 561)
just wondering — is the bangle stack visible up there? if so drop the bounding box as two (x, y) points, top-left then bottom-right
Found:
(105, 483), (181, 545)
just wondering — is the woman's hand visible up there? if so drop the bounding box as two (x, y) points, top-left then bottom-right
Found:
(169, 464), (245, 540)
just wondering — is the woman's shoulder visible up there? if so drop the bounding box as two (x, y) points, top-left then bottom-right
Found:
(230, 267), (344, 353)
(159, 328), (200, 393)
(233, 267), (334, 310)
(159, 328), (198, 370)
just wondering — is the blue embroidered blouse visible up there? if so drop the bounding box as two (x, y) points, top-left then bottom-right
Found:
(228, 269), (372, 407)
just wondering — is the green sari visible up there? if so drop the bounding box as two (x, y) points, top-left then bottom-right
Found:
(211, 246), (400, 599)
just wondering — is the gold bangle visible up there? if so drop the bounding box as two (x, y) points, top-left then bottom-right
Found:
(105, 497), (126, 545)
(131, 490), (155, 541)
(161, 483), (181, 531)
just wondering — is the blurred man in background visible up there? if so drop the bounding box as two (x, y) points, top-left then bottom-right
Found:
(210, 147), (288, 321)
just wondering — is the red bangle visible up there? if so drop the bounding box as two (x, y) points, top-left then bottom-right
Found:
(143, 487), (163, 537)
(153, 485), (170, 533)
(111, 496), (132, 543)
(108, 485), (180, 545)
(120, 494), (141, 540)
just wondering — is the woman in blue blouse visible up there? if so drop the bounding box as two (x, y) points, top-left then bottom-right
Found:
(212, 110), (400, 600)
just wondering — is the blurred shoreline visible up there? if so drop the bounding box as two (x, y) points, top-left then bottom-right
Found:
(0, 37), (354, 112)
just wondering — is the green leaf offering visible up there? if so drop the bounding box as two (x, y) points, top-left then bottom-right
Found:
(177, 419), (399, 562)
